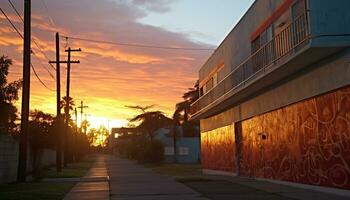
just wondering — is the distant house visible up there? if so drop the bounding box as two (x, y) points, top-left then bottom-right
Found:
(154, 128), (200, 164)
(109, 126), (200, 164)
(190, 0), (350, 191)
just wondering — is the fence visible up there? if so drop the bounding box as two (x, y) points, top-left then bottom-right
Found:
(0, 134), (56, 183)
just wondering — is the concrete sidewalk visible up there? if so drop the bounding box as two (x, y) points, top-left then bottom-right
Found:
(63, 155), (110, 200)
(184, 175), (350, 200)
(107, 156), (208, 200)
(64, 155), (350, 200)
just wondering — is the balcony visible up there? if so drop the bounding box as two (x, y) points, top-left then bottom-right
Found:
(190, 13), (310, 118)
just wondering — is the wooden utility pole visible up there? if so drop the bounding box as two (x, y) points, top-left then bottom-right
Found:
(17, 0), (31, 182)
(49, 43), (80, 169)
(75, 108), (78, 133)
(63, 47), (81, 166)
(52, 32), (62, 172)
(78, 101), (88, 133)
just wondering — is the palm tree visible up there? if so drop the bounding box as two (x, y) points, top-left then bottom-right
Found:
(182, 80), (199, 104)
(60, 96), (75, 112)
(174, 80), (199, 124)
(129, 111), (172, 140)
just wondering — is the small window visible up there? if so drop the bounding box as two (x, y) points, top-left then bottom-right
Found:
(164, 147), (174, 155)
(178, 147), (189, 155)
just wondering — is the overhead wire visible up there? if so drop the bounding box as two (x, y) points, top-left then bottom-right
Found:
(1, 6), (55, 91)
(31, 63), (55, 91)
(7, 0), (56, 71)
(40, 0), (56, 27)
(61, 35), (215, 51)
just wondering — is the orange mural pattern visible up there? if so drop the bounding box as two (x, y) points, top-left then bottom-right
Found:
(240, 86), (350, 189)
(201, 125), (236, 172)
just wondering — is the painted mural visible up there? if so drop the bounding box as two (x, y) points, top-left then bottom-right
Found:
(201, 125), (236, 172)
(240, 86), (350, 189)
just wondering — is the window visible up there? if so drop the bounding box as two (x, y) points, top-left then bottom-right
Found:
(178, 147), (189, 155)
(164, 147), (174, 155)
(252, 25), (273, 54)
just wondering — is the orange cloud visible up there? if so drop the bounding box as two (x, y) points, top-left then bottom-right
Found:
(1, 0), (213, 129)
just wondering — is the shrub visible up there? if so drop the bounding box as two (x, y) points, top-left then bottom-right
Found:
(117, 138), (164, 164)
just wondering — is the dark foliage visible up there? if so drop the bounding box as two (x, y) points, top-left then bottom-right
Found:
(0, 55), (22, 134)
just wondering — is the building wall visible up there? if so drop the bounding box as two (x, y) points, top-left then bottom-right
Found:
(201, 124), (236, 173)
(199, 0), (285, 83)
(309, 0), (350, 47)
(201, 48), (350, 133)
(200, 48), (350, 189)
(240, 85), (350, 189)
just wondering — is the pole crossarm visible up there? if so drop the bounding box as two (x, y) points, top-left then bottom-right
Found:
(49, 60), (80, 64)
(65, 48), (82, 52)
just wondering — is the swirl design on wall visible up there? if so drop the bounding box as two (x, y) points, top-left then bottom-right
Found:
(240, 86), (350, 189)
(201, 124), (236, 173)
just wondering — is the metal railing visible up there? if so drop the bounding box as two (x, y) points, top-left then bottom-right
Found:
(190, 12), (309, 116)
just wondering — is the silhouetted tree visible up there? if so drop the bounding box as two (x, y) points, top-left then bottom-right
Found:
(125, 104), (155, 113)
(0, 56), (22, 134)
(182, 80), (199, 104)
(173, 80), (200, 137)
(60, 96), (75, 112)
(87, 128), (98, 146)
(174, 80), (199, 124)
(81, 119), (90, 135)
(130, 111), (172, 140)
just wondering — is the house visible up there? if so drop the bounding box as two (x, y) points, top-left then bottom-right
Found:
(191, 0), (350, 191)
(109, 127), (200, 164)
(154, 128), (200, 164)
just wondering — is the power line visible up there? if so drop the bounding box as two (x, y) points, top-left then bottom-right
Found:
(6, 0), (56, 71)
(32, 39), (56, 71)
(1, 7), (54, 92)
(61, 35), (215, 51)
(7, 0), (23, 21)
(31, 63), (55, 91)
(0, 7), (23, 39)
(40, 0), (56, 27)
(32, 53), (55, 79)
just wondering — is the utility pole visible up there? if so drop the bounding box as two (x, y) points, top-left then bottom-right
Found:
(74, 107), (78, 161)
(78, 101), (88, 133)
(48, 32), (63, 172)
(75, 108), (78, 133)
(49, 43), (80, 170)
(17, 0), (31, 182)
(63, 47), (81, 166)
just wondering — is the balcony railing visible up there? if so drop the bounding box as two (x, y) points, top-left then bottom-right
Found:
(190, 12), (310, 117)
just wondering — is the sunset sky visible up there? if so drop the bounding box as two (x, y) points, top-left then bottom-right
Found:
(0, 0), (254, 129)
